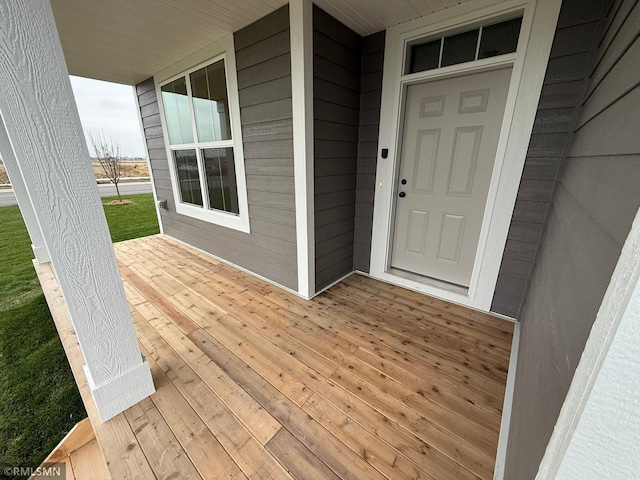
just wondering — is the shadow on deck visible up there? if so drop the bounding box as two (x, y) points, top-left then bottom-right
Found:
(36, 234), (514, 480)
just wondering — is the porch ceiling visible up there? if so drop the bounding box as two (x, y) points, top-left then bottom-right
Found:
(51, 0), (471, 85)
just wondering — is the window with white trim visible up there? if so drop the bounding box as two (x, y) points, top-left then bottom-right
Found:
(157, 45), (249, 233)
(406, 16), (523, 74)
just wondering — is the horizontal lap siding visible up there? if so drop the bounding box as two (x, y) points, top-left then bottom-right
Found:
(491, 0), (608, 318)
(505, 0), (640, 477)
(313, 6), (362, 291)
(355, 32), (385, 274)
(136, 6), (297, 291)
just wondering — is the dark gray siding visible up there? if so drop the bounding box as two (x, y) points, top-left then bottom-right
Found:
(354, 32), (385, 274)
(313, 6), (362, 291)
(136, 6), (297, 290)
(491, 0), (613, 317)
(504, 0), (640, 477)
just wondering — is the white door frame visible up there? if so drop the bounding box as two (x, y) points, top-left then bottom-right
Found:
(370, 0), (562, 312)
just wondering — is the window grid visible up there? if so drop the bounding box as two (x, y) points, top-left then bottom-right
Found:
(161, 55), (239, 217)
(408, 16), (522, 74)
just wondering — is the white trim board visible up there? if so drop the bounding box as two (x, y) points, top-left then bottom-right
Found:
(494, 321), (521, 479)
(369, 0), (562, 312)
(290, 0), (316, 299)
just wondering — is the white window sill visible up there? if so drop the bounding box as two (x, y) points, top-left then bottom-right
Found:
(175, 202), (250, 233)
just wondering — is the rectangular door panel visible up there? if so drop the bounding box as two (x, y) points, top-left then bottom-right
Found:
(458, 88), (490, 114)
(419, 95), (446, 117)
(412, 129), (440, 194)
(437, 213), (466, 263)
(404, 209), (430, 255)
(390, 67), (512, 287)
(446, 126), (483, 197)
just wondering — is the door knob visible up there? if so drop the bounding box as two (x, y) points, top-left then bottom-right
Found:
(399, 191), (406, 198)
(401, 179), (407, 185)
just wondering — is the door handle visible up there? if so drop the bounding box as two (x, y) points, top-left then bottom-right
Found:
(399, 191), (406, 198)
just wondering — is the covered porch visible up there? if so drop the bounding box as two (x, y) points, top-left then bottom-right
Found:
(38, 235), (513, 480)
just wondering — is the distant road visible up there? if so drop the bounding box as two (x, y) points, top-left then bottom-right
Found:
(0, 182), (153, 207)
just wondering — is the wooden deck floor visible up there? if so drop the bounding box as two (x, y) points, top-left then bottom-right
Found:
(33, 419), (110, 480)
(39, 235), (514, 480)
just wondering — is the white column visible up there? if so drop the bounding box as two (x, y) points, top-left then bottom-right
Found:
(290, 0), (316, 298)
(0, 114), (50, 263)
(0, 0), (154, 422)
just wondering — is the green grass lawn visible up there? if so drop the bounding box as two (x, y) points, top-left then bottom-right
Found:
(0, 193), (159, 478)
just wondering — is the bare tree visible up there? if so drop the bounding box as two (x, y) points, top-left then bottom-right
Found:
(90, 132), (123, 201)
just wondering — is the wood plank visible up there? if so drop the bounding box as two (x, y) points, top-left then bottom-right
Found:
(119, 263), (199, 335)
(130, 306), (292, 480)
(61, 456), (74, 480)
(128, 240), (359, 363)
(191, 328), (392, 480)
(124, 398), (202, 479)
(139, 341), (248, 480)
(126, 274), (314, 408)
(316, 288), (510, 383)
(265, 429), (342, 480)
(46, 418), (95, 464)
(334, 277), (512, 352)
(68, 440), (110, 480)
(119, 276), (283, 447)
(301, 393), (435, 480)
(157, 248), (356, 361)
(353, 347), (504, 417)
(336, 356), (500, 458)
(207, 328), (483, 480)
(329, 366), (495, 480)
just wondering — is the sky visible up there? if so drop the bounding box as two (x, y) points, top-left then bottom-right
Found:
(70, 76), (147, 158)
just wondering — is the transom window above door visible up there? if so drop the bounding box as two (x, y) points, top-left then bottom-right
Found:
(406, 16), (523, 74)
(156, 39), (249, 233)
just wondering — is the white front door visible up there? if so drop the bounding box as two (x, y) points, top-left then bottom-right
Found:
(390, 67), (512, 287)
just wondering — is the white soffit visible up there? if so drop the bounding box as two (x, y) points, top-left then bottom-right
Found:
(51, 0), (471, 85)
(312, 0), (472, 35)
(50, 0), (289, 85)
